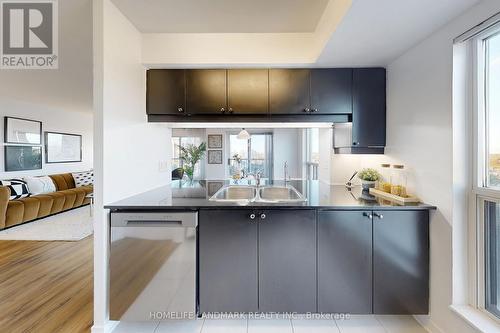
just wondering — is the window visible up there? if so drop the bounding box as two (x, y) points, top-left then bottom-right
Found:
(486, 32), (500, 188)
(472, 24), (500, 320)
(228, 133), (273, 178)
(486, 200), (500, 316)
(171, 136), (203, 179)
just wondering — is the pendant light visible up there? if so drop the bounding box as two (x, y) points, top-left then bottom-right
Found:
(237, 128), (250, 140)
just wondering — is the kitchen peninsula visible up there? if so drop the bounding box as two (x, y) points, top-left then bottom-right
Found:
(106, 180), (435, 319)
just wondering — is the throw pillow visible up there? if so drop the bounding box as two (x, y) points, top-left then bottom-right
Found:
(0, 179), (30, 200)
(72, 170), (93, 187)
(23, 176), (56, 195)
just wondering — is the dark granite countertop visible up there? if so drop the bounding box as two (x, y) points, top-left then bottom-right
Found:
(105, 179), (436, 211)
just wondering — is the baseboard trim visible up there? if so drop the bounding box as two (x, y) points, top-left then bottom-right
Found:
(91, 321), (118, 333)
(414, 315), (446, 333)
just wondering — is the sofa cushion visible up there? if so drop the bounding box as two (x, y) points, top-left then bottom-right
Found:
(49, 174), (75, 191)
(32, 195), (54, 218)
(44, 192), (66, 214)
(23, 176), (56, 195)
(20, 197), (41, 222)
(0, 179), (30, 200)
(80, 185), (93, 195)
(5, 200), (24, 227)
(59, 190), (77, 210)
(0, 186), (9, 229)
(68, 188), (86, 207)
(72, 170), (94, 187)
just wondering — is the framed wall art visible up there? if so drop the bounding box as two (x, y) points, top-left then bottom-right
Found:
(207, 150), (222, 164)
(207, 134), (223, 149)
(4, 146), (42, 171)
(45, 132), (82, 163)
(4, 117), (42, 145)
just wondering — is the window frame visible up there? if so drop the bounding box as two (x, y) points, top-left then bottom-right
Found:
(470, 22), (500, 321)
(171, 135), (204, 179)
(227, 132), (273, 179)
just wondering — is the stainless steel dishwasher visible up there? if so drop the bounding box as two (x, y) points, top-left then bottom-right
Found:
(109, 211), (197, 321)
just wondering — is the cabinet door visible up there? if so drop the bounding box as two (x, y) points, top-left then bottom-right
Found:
(186, 69), (227, 115)
(373, 210), (429, 314)
(258, 209), (316, 312)
(310, 69), (352, 114)
(227, 69), (269, 115)
(352, 68), (386, 147)
(269, 69), (311, 114)
(318, 211), (372, 313)
(199, 209), (258, 313)
(146, 69), (186, 115)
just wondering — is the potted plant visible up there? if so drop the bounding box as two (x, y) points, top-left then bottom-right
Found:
(179, 142), (207, 181)
(358, 168), (381, 190)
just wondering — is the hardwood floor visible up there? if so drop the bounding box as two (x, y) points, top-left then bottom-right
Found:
(0, 236), (93, 333)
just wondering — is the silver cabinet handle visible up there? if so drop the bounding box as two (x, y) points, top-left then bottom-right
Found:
(374, 213), (384, 219)
(177, 107), (184, 113)
(249, 213), (256, 220)
(363, 212), (373, 219)
(260, 213), (266, 220)
(312, 108), (318, 112)
(220, 107), (226, 113)
(228, 107), (234, 114)
(303, 108), (310, 113)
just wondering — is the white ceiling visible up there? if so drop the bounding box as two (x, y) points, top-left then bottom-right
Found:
(111, 0), (330, 33)
(316, 0), (480, 66)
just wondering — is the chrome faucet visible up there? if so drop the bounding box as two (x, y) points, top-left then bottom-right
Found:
(247, 171), (262, 186)
(284, 161), (289, 184)
(255, 172), (261, 187)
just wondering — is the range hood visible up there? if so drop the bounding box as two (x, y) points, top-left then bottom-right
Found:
(332, 123), (385, 155)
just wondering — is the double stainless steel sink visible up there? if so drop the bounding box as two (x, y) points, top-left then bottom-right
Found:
(209, 185), (307, 204)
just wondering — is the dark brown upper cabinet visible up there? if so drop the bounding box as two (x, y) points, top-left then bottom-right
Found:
(352, 68), (386, 148)
(186, 69), (227, 115)
(227, 69), (269, 115)
(269, 69), (311, 115)
(310, 69), (352, 114)
(146, 69), (186, 115)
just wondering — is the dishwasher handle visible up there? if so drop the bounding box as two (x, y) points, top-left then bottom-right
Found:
(111, 212), (198, 227)
(126, 220), (183, 227)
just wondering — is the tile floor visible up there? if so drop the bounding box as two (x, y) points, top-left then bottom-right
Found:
(113, 315), (427, 333)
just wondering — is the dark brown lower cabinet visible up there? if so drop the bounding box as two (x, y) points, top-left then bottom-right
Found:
(199, 208), (429, 315)
(373, 210), (429, 314)
(198, 209), (258, 313)
(258, 210), (316, 313)
(199, 209), (316, 313)
(318, 210), (373, 313)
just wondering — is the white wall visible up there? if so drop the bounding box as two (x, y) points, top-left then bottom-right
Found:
(0, 0), (93, 179)
(93, 0), (172, 331)
(0, 101), (93, 179)
(205, 128), (227, 180)
(317, 128), (332, 183)
(386, 0), (500, 332)
(101, 2), (171, 204)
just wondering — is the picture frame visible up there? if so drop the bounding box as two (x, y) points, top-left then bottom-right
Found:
(207, 150), (223, 164)
(207, 134), (223, 149)
(45, 131), (82, 163)
(4, 117), (42, 145)
(4, 145), (42, 171)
